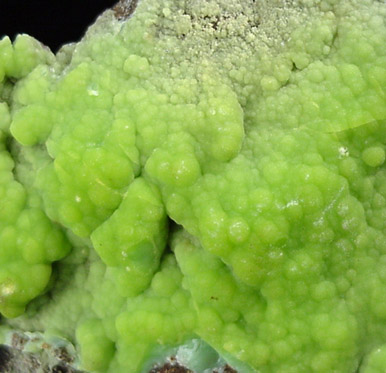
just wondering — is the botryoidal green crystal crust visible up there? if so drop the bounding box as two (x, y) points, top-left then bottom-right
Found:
(0, 0), (386, 372)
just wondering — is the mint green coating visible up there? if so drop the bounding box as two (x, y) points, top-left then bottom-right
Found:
(0, 0), (386, 372)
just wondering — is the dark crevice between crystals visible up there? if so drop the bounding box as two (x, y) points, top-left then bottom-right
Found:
(0, 345), (13, 371)
(51, 364), (73, 373)
(218, 364), (238, 373)
(0, 78), (15, 108)
(156, 217), (182, 270)
(149, 359), (238, 373)
(5, 136), (22, 185)
(150, 360), (193, 373)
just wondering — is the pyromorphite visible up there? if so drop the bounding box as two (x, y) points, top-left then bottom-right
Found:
(0, 0), (385, 372)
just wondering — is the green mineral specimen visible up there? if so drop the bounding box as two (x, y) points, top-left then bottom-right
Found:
(0, 0), (386, 372)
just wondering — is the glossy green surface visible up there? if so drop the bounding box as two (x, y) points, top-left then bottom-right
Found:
(0, 0), (385, 371)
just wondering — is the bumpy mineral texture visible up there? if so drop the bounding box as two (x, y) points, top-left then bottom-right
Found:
(0, 0), (385, 372)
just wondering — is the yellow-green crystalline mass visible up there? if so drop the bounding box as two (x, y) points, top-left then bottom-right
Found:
(0, 0), (385, 371)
